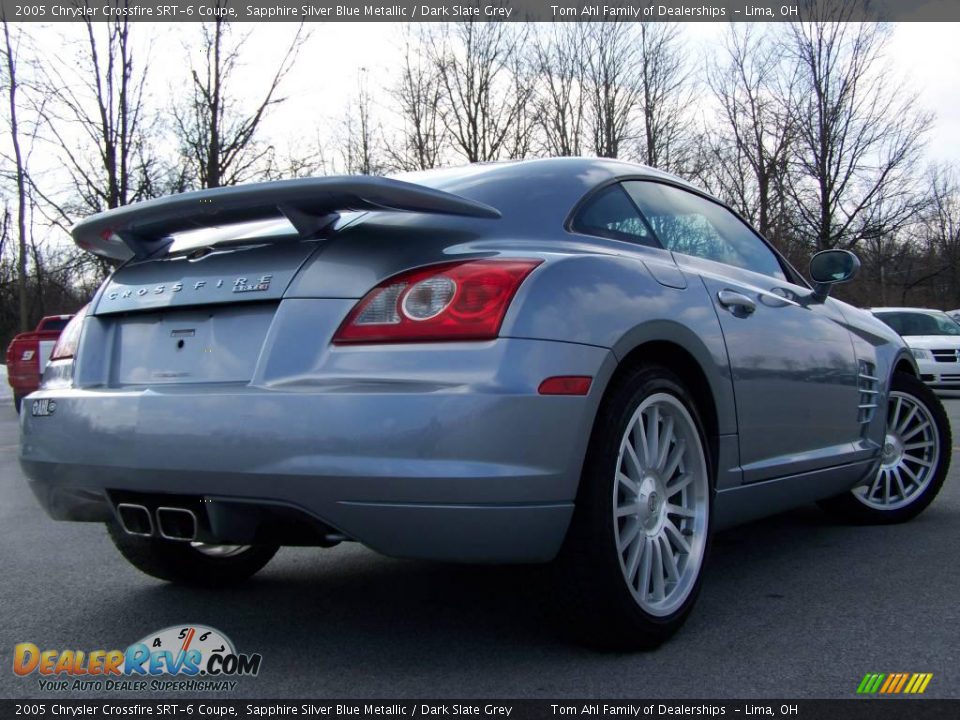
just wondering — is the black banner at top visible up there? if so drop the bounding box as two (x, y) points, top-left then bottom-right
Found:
(1, 0), (959, 23)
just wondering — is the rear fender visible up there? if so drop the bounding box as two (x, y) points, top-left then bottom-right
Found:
(502, 252), (736, 438)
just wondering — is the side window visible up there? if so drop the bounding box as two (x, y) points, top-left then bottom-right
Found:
(571, 184), (659, 248)
(623, 181), (786, 280)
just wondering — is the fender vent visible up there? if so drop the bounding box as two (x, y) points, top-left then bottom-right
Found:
(857, 360), (879, 425)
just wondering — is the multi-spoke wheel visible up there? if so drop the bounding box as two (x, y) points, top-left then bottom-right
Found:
(559, 365), (712, 650)
(820, 372), (951, 524)
(613, 393), (709, 617)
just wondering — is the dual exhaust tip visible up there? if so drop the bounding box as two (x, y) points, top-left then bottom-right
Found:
(117, 503), (197, 542)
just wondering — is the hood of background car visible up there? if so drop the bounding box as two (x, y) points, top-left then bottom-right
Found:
(900, 335), (960, 349)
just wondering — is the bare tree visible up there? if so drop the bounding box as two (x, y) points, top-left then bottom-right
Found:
(24, 6), (161, 281)
(39, 7), (156, 217)
(584, 22), (643, 159)
(269, 132), (330, 179)
(785, 6), (932, 251)
(339, 69), (383, 175)
(173, 13), (305, 188)
(706, 25), (795, 242)
(918, 165), (960, 307)
(635, 23), (696, 174)
(531, 23), (586, 157)
(2, 16), (29, 331)
(430, 19), (532, 163)
(387, 30), (446, 171)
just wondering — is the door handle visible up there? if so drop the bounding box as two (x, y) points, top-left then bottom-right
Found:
(717, 290), (756, 315)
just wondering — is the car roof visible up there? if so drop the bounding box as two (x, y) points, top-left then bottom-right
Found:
(393, 157), (701, 235)
(869, 307), (948, 314)
(399, 156), (692, 186)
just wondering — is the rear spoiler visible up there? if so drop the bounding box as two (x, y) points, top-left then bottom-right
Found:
(71, 176), (502, 262)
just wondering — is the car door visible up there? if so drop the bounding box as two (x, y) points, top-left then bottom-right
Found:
(624, 181), (865, 484)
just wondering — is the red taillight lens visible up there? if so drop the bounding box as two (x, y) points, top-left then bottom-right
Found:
(538, 376), (593, 396)
(333, 259), (542, 344)
(49, 307), (88, 361)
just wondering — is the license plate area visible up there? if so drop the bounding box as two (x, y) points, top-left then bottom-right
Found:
(108, 303), (276, 386)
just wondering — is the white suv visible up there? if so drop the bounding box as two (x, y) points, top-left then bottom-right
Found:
(871, 307), (960, 392)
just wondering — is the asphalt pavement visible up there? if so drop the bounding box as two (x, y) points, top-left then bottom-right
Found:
(1, 389), (958, 700)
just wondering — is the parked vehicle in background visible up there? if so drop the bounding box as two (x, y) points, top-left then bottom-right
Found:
(5, 315), (74, 413)
(947, 309), (960, 324)
(870, 308), (960, 392)
(18, 159), (953, 649)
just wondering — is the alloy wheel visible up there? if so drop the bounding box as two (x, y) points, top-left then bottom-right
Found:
(855, 390), (940, 511)
(612, 392), (709, 617)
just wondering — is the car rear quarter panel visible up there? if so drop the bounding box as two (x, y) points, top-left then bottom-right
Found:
(500, 249), (742, 493)
(502, 251), (736, 433)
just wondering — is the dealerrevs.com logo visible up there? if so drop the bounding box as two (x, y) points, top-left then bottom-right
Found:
(13, 624), (262, 692)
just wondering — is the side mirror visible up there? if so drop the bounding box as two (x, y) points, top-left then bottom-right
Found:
(809, 249), (861, 302)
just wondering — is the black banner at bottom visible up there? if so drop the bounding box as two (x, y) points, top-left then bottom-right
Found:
(2, 700), (959, 720)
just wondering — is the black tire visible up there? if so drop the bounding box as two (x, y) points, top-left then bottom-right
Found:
(557, 364), (713, 650)
(819, 372), (951, 524)
(107, 521), (279, 587)
(13, 393), (23, 415)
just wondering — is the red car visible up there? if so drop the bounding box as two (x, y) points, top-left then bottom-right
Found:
(5, 315), (74, 413)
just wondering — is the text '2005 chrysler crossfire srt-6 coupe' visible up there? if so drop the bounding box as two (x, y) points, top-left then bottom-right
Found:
(19, 158), (952, 649)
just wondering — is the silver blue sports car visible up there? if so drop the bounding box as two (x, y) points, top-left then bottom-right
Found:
(19, 158), (952, 648)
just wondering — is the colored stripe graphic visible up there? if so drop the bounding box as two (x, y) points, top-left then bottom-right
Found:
(857, 673), (932, 694)
(893, 673), (910, 693)
(857, 674), (885, 694)
(879, 674), (897, 693)
(905, 673), (934, 694)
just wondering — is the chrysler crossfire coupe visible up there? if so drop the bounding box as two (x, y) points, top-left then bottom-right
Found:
(19, 158), (952, 648)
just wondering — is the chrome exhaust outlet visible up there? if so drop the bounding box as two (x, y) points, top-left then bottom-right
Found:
(117, 503), (154, 537)
(156, 507), (198, 541)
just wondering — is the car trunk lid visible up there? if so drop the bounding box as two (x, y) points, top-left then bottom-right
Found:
(93, 240), (318, 315)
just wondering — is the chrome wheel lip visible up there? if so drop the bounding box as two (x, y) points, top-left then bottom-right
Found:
(190, 542), (251, 558)
(855, 390), (939, 511)
(613, 392), (709, 618)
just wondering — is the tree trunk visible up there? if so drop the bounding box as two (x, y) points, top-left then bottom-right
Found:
(3, 19), (30, 331)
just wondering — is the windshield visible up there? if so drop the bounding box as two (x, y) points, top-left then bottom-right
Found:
(874, 311), (960, 337)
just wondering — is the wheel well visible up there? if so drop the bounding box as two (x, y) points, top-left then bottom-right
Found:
(894, 358), (917, 377)
(605, 341), (720, 472)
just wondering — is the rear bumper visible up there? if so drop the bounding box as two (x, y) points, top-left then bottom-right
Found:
(19, 338), (614, 562)
(7, 371), (39, 397)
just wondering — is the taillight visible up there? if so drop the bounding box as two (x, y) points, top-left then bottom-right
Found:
(538, 376), (593, 396)
(49, 306), (88, 361)
(333, 259), (542, 344)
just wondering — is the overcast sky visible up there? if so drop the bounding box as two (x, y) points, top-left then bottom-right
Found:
(24, 21), (960, 169)
(237, 21), (960, 167)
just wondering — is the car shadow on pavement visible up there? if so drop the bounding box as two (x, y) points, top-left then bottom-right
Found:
(114, 502), (892, 658)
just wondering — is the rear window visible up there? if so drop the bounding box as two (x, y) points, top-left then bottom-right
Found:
(571, 185), (659, 247)
(874, 311), (960, 336)
(38, 318), (70, 332)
